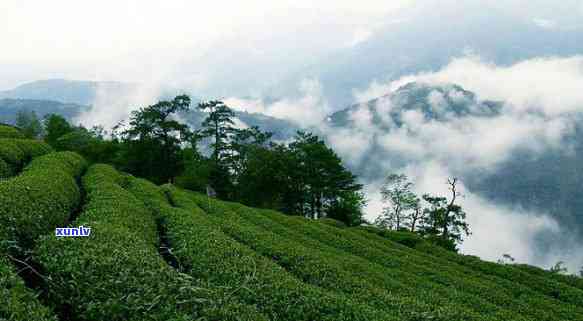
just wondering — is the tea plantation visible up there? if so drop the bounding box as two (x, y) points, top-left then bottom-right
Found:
(1, 132), (583, 320)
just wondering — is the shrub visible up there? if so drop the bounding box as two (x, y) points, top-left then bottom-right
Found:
(237, 206), (536, 321)
(0, 139), (53, 173)
(0, 125), (24, 139)
(149, 184), (391, 321)
(318, 218), (347, 228)
(170, 190), (499, 321)
(0, 151), (86, 252)
(35, 165), (267, 321)
(0, 140), (26, 166)
(0, 158), (14, 179)
(355, 225), (583, 311)
(0, 256), (57, 321)
(258, 209), (579, 321)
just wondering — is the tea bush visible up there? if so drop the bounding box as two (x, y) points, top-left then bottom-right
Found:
(172, 190), (502, 321)
(0, 256), (58, 321)
(157, 185), (392, 321)
(0, 158), (12, 179)
(0, 151), (86, 252)
(355, 225), (583, 309)
(256, 208), (581, 321)
(0, 139), (53, 178)
(0, 125), (24, 139)
(35, 165), (267, 321)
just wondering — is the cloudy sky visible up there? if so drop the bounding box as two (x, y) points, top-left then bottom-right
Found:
(3, 0), (583, 271)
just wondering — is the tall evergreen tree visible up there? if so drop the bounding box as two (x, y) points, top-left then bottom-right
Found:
(121, 95), (192, 184)
(196, 100), (238, 198)
(287, 132), (362, 219)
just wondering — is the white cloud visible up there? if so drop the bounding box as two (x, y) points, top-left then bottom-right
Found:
(533, 18), (557, 29)
(400, 55), (583, 116)
(74, 82), (162, 129)
(329, 55), (583, 270)
(0, 0), (412, 88)
(225, 78), (331, 127)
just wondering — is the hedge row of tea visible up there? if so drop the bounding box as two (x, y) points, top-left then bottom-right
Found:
(0, 151), (86, 321)
(0, 125), (24, 139)
(169, 189), (583, 321)
(124, 178), (270, 321)
(174, 191), (479, 320)
(0, 256), (57, 321)
(355, 226), (583, 306)
(156, 184), (391, 321)
(0, 151), (86, 252)
(0, 139), (53, 179)
(35, 164), (268, 321)
(254, 209), (583, 320)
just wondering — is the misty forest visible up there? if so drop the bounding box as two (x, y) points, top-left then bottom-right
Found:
(3, 1), (583, 321)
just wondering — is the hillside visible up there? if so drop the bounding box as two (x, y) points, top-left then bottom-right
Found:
(0, 99), (89, 124)
(0, 80), (298, 140)
(1, 125), (583, 320)
(326, 81), (583, 253)
(0, 79), (134, 106)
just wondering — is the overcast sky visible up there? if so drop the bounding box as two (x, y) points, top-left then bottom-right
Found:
(2, 0), (582, 91)
(0, 0), (412, 89)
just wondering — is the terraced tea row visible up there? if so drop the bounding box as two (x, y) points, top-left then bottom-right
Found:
(252, 209), (583, 321)
(171, 189), (583, 321)
(150, 183), (392, 321)
(0, 125), (24, 139)
(172, 190), (498, 321)
(35, 164), (268, 321)
(0, 151), (86, 321)
(0, 139), (53, 179)
(356, 226), (583, 307)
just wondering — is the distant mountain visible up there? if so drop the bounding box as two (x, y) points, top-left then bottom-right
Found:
(0, 79), (135, 106)
(325, 81), (583, 245)
(0, 79), (299, 140)
(0, 98), (88, 124)
(328, 82), (503, 128)
(268, 3), (583, 108)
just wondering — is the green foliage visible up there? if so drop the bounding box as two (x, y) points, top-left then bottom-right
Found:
(120, 95), (192, 184)
(0, 256), (57, 321)
(0, 124), (24, 139)
(0, 140), (26, 166)
(197, 100), (236, 162)
(54, 127), (120, 164)
(130, 182), (385, 321)
(550, 261), (569, 275)
(176, 191), (499, 321)
(235, 206), (538, 321)
(35, 164), (267, 321)
(0, 138), (52, 179)
(0, 151), (85, 252)
(375, 175), (470, 249)
(0, 158), (14, 179)
(318, 218), (348, 228)
(174, 148), (212, 193)
(286, 131), (363, 219)
(15, 110), (43, 139)
(377, 174), (419, 230)
(43, 114), (73, 146)
(357, 226), (583, 310)
(325, 191), (367, 227)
